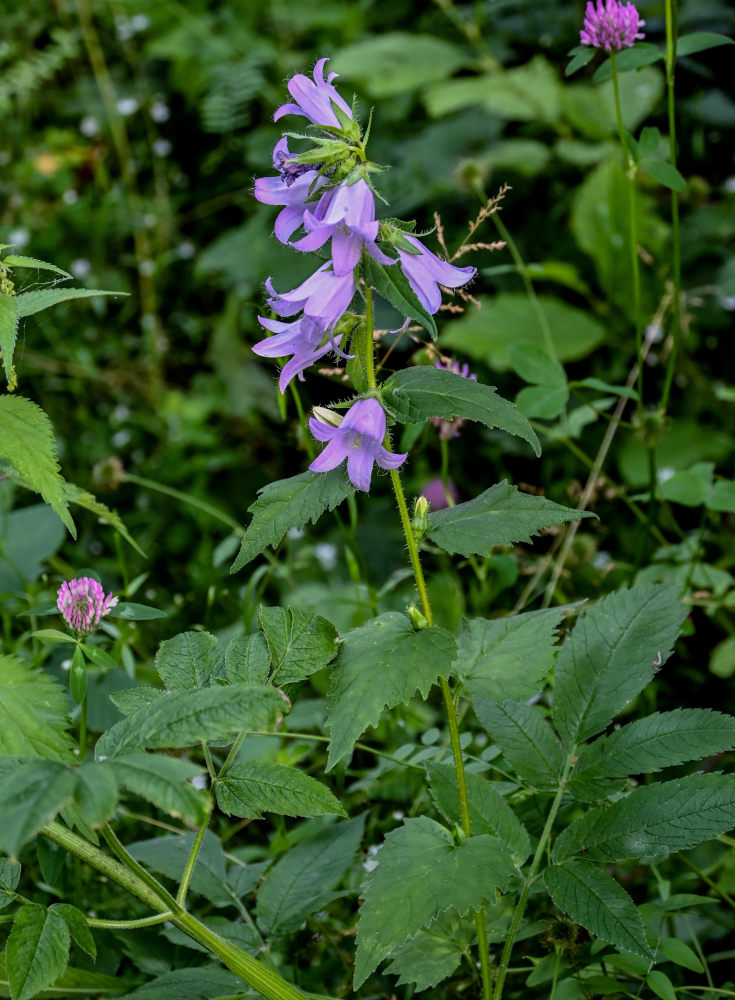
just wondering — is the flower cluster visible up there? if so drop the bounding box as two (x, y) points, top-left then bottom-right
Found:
(57, 577), (118, 636)
(253, 58), (476, 491)
(580, 0), (645, 52)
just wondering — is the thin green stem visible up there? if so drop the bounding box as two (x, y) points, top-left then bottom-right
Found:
(87, 912), (173, 930)
(79, 691), (88, 759)
(364, 284), (376, 390)
(123, 473), (243, 534)
(100, 823), (182, 915)
(177, 819), (210, 908)
(661, 0), (681, 412)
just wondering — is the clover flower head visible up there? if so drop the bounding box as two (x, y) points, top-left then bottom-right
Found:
(308, 398), (407, 492)
(580, 0), (645, 52)
(274, 57), (353, 129)
(395, 235), (476, 315)
(57, 577), (118, 636)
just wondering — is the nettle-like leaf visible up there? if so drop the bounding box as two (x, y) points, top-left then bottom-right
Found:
(0, 759), (76, 858)
(381, 367), (540, 455)
(215, 759), (346, 819)
(0, 395), (74, 534)
(114, 966), (244, 999)
(553, 772), (735, 863)
(473, 699), (565, 791)
(15, 286), (126, 318)
(569, 708), (735, 801)
(95, 684), (284, 757)
(225, 633), (271, 684)
(326, 613), (457, 769)
(7, 903), (70, 1000)
(382, 909), (476, 991)
(73, 761), (118, 828)
(454, 607), (563, 702)
(0, 293), (19, 383)
(0, 954), (122, 1000)
(544, 859), (653, 960)
(155, 631), (226, 690)
(363, 255), (437, 340)
(0, 857), (21, 909)
(426, 480), (594, 557)
(427, 762), (530, 864)
(256, 814), (366, 935)
(232, 468), (354, 571)
(259, 605), (339, 684)
(109, 753), (208, 826)
(553, 584), (687, 747)
(354, 817), (517, 988)
(0, 655), (75, 759)
(52, 903), (96, 960)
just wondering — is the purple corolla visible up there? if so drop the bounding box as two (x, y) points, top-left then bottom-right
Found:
(309, 398), (407, 492)
(580, 0), (645, 51)
(254, 138), (324, 244)
(396, 235), (476, 314)
(253, 315), (344, 393)
(57, 577), (118, 637)
(274, 57), (353, 129)
(291, 179), (395, 275)
(265, 261), (356, 335)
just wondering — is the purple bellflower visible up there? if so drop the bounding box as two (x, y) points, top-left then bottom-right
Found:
(309, 398), (407, 492)
(57, 577), (118, 636)
(265, 262), (355, 331)
(291, 179), (395, 276)
(253, 315), (345, 393)
(274, 57), (353, 129)
(431, 358), (478, 439)
(580, 0), (645, 51)
(254, 138), (324, 244)
(396, 235), (476, 314)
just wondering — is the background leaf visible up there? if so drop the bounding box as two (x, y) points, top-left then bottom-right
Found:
(0, 759), (77, 857)
(155, 631), (226, 690)
(258, 606), (338, 684)
(473, 699), (565, 790)
(0, 656), (74, 759)
(216, 759), (346, 819)
(6, 904), (70, 1000)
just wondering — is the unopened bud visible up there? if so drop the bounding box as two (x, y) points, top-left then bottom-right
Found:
(312, 406), (343, 427)
(407, 605), (428, 630)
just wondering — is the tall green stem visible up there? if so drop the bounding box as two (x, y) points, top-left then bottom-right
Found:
(660, 0), (681, 412)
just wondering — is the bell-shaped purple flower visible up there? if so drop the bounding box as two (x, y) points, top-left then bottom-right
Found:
(274, 57), (353, 129)
(254, 138), (324, 244)
(265, 262), (356, 334)
(580, 0), (645, 51)
(291, 179), (396, 275)
(396, 235), (476, 314)
(253, 315), (345, 393)
(309, 398), (407, 492)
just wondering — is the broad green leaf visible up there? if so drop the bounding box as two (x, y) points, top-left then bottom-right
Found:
(707, 478), (735, 514)
(658, 937), (704, 973)
(326, 613), (456, 769)
(51, 904), (96, 960)
(382, 909), (475, 991)
(256, 814), (366, 934)
(647, 970), (677, 1000)
(515, 383), (569, 420)
(155, 631), (226, 690)
(381, 367), (540, 456)
(333, 34), (466, 96)
(73, 762), (118, 828)
(0, 953), (124, 998)
(454, 607), (563, 702)
(473, 699), (565, 790)
(0, 656), (74, 759)
(426, 481), (594, 558)
(232, 469), (354, 571)
(216, 759), (346, 819)
(15, 287), (126, 318)
(109, 753), (207, 826)
(107, 602), (166, 621)
(575, 377), (638, 400)
(0, 503), (66, 593)
(553, 585), (686, 747)
(440, 292), (605, 370)
(0, 759), (76, 857)
(259, 606), (338, 684)
(0, 857), (21, 909)
(115, 968), (244, 999)
(129, 832), (231, 905)
(0, 294), (19, 383)
(109, 687), (164, 716)
(553, 772), (735, 863)
(640, 159), (687, 193)
(363, 255), (437, 340)
(32, 629), (76, 644)
(7, 904), (70, 1000)
(225, 633), (271, 684)
(95, 684), (284, 757)
(544, 860), (653, 959)
(2, 256), (72, 278)
(427, 762), (530, 864)
(354, 817), (517, 987)
(79, 644), (118, 671)
(676, 32), (735, 57)
(569, 709), (735, 801)
(592, 43), (664, 83)
(0, 396), (74, 534)
(508, 342), (565, 386)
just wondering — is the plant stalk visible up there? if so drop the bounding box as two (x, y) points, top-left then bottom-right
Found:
(660, 0), (681, 412)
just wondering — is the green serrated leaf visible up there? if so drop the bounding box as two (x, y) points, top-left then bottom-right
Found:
(225, 633), (271, 684)
(565, 45), (597, 77)
(455, 608), (563, 703)
(259, 606), (338, 684)
(427, 763), (530, 864)
(658, 936), (704, 973)
(3, 256), (72, 278)
(0, 294), (20, 383)
(381, 367), (540, 455)
(553, 772), (735, 863)
(473, 699), (565, 790)
(326, 613), (456, 769)
(7, 904), (70, 1000)
(363, 255), (437, 340)
(155, 631), (226, 690)
(15, 287), (126, 318)
(592, 44), (664, 83)
(74, 762), (118, 828)
(676, 32), (735, 57)
(354, 817), (517, 987)
(109, 687), (164, 716)
(0, 655), (75, 759)
(382, 909), (474, 991)
(0, 396), (75, 534)
(108, 753), (207, 826)
(232, 469), (354, 571)
(0, 953), (125, 997)
(51, 904), (96, 960)
(129, 832), (231, 906)
(426, 480), (594, 557)
(114, 966), (242, 999)
(553, 584), (687, 747)
(0, 857), (21, 909)
(256, 815), (366, 934)
(216, 759), (346, 819)
(0, 759), (76, 858)
(544, 860), (653, 959)
(640, 159), (687, 193)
